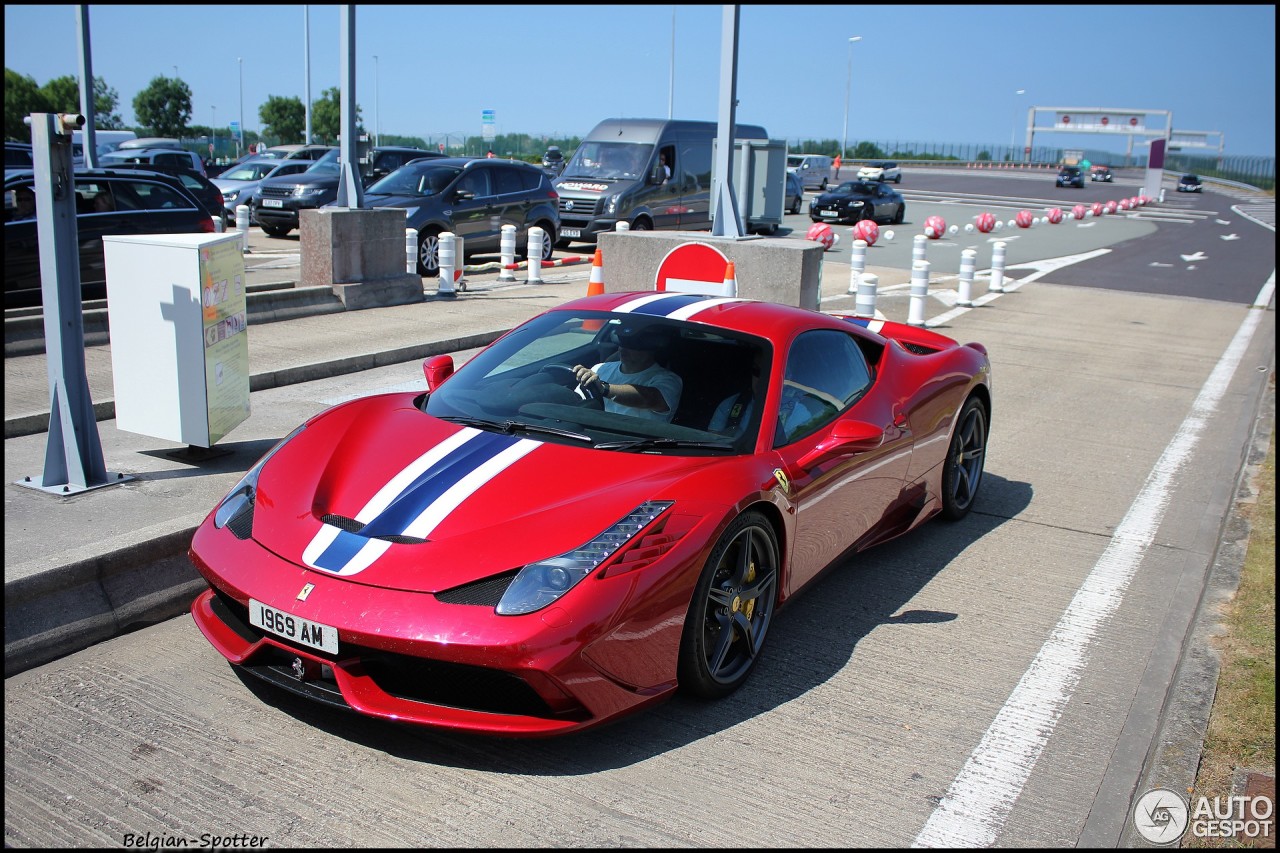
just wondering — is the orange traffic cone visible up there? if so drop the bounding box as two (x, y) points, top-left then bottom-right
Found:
(586, 248), (604, 297)
(721, 261), (737, 297)
(583, 249), (605, 330)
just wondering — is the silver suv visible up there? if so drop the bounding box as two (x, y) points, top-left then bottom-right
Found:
(99, 147), (206, 177)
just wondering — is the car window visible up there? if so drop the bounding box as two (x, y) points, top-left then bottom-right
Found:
(111, 178), (195, 212)
(493, 166), (523, 195)
(775, 330), (873, 447)
(456, 168), (491, 197)
(6, 147), (34, 168)
(518, 167), (545, 192)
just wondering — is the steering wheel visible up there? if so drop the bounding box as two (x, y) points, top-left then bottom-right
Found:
(539, 364), (602, 401)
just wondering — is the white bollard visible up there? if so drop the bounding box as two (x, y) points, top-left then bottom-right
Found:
(989, 241), (1007, 293)
(854, 273), (878, 318)
(907, 261), (930, 327)
(958, 248), (976, 307)
(526, 227), (544, 284)
(498, 224), (517, 282)
(1158, 188), (1166, 204)
(846, 238), (868, 294)
(616, 221), (630, 233)
(437, 231), (457, 297)
(235, 204), (251, 253)
(912, 233), (928, 266)
(406, 228), (418, 275)
(212, 215), (225, 233)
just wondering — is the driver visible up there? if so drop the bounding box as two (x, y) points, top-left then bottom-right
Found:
(574, 325), (682, 422)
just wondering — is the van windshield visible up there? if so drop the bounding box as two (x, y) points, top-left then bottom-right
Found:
(563, 142), (654, 181)
(787, 155), (805, 169)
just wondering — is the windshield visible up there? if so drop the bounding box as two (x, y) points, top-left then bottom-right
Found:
(834, 181), (877, 195)
(220, 162), (277, 181)
(423, 311), (771, 455)
(366, 163), (462, 196)
(562, 142), (654, 180)
(304, 149), (341, 175)
(786, 155), (805, 168)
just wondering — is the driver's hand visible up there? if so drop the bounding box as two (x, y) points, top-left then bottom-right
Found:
(572, 365), (601, 390)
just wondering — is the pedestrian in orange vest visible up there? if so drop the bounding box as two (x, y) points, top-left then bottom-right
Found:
(834, 154), (842, 178)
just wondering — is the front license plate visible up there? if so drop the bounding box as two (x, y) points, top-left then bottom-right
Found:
(560, 228), (581, 238)
(250, 599), (339, 654)
(262, 199), (283, 208)
(821, 210), (839, 218)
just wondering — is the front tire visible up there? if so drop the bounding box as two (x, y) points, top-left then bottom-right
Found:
(261, 223), (291, 238)
(417, 228), (442, 277)
(893, 203), (906, 225)
(941, 396), (988, 520)
(678, 510), (779, 699)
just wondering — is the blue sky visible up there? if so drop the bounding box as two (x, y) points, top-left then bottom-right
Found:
(5, 4), (1276, 157)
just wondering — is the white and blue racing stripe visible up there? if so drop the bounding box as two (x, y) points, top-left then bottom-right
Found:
(302, 428), (539, 576)
(842, 316), (886, 334)
(613, 292), (747, 320)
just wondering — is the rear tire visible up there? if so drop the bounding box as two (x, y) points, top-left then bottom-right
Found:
(941, 396), (988, 520)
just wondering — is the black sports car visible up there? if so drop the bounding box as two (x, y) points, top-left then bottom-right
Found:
(808, 180), (905, 225)
(1177, 174), (1202, 193)
(1056, 166), (1085, 188)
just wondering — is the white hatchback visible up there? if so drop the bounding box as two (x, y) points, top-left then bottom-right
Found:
(857, 161), (902, 183)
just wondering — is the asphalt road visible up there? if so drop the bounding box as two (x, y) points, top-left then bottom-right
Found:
(4, 170), (1275, 848)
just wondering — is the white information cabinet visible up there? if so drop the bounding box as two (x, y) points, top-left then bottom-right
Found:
(104, 232), (250, 447)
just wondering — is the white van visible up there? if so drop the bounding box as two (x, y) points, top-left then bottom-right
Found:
(70, 129), (137, 166)
(786, 153), (834, 190)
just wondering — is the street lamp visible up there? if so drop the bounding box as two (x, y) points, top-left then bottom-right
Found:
(238, 57), (244, 157)
(1010, 89), (1026, 161)
(373, 54), (380, 148)
(211, 105), (216, 161)
(841, 36), (862, 166)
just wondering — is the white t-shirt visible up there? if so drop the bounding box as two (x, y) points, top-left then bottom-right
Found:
(594, 361), (682, 422)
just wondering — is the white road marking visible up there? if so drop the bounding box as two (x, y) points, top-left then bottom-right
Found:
(912, 304), (1264, 848)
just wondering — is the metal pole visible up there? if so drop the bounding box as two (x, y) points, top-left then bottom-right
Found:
(668, 7), (675, 119)
(1010, 89), (1025, 160)
(304, 6), (312, 145)
(709, 4), (743, 238)
(238, 57), (244, 157)
(337, 6), (361, 209)
(374, 54), (380, 148)
(842, 36), (861, 162)
(76, 6), (96, 170)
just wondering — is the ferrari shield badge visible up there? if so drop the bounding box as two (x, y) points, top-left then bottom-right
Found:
(772, 468), (791, 496)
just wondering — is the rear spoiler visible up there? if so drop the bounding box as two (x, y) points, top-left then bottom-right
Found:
(834, 314), (987, 357)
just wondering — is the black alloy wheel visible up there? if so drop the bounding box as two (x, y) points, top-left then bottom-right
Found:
(418, 228), (442, 277)
(678, 510), (779, 698)
(893, 203), (906, 225)
(941, 396), (987, 520)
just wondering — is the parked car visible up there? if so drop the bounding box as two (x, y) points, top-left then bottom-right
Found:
(1177, 173), (1203, 193)
(117, 137), (184, 151)
(785, 171), (804, 215)
(5, 167), (216, 308)
(809, 179), (905, 225)
(1090, 164), (1114, 182)
(87, 161), (226, 227)
(254, 148), (448, 238)
(212, 157), (312, 224)
(786, 153), (834, 190)
(362, 156), (560, 276)
(187, 290), (992, 736)
(363, 146), (435, 184)
(5, 142), (34, 179)
(256, 144), (334, 162)
(857, 161), (902, 183)
(1056, 166), (1085, 188)
(99, 146), (207, 178)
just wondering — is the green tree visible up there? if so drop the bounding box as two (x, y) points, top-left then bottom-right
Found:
(259, 95), (305, 145)
(133, 75), (191, 137)
(39, 75), (124, 128)
(4, 68), (54, 141)
(310, 87), (362, 144)
(852, 141), (884, 159)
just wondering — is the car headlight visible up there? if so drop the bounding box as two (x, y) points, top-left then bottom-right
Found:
(848, 200), (863, 207)
(294, 186), (325, 197)
(213, 424), (306, 530)
(223, 189), (240, 202)
(495, 501), (672, 615)
(605, 193), (621, 215)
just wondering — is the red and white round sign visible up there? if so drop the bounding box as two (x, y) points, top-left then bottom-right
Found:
(1101, 116), (1110, 126)
(655, 242), (733, 296)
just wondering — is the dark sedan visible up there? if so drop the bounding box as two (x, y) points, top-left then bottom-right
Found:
(1177, 174), (1203, 193)
(5, 168), (216, 308)
(808, 180), (905, 225)
(1056, 166), (1085, 188)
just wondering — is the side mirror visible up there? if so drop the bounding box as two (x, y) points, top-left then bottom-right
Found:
(453, 189), (475, 202)
(423, 355), (455, 391)
(797, 419), (884, 469)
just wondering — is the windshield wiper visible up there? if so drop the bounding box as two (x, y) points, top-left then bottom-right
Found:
(439, 415), (591, 443)
(594, 438), (735, 452)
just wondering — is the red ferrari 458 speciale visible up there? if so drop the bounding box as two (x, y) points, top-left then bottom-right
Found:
(190, 290), (991, 736)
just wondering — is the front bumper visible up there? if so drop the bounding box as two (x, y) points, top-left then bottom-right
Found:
(187, 506), (721, 736)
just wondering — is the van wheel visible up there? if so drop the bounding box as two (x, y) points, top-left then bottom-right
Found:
(417, 228), (442, 277)
(631, 218), (652, 232)
(820, 179), (828, 190)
